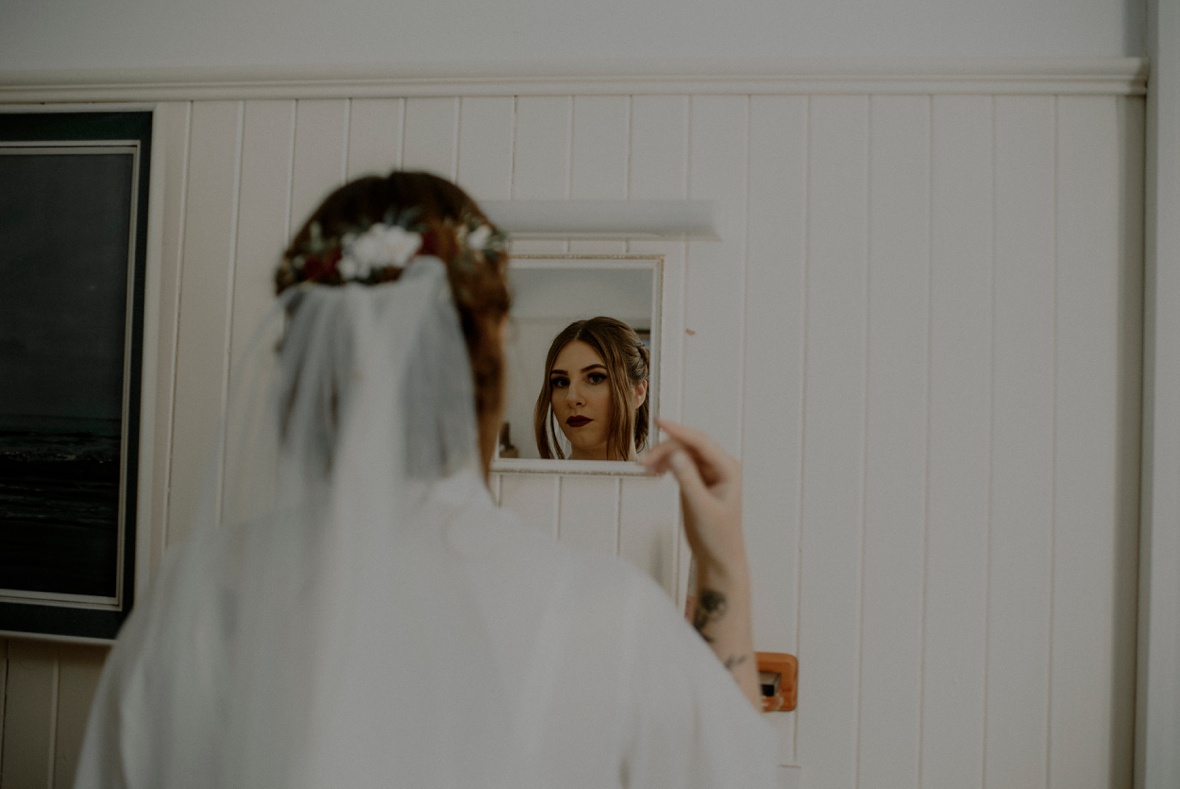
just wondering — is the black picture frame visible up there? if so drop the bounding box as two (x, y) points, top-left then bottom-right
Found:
(0, 111), (151, 641)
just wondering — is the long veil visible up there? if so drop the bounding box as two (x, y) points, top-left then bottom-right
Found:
(192, 257), (519, 787)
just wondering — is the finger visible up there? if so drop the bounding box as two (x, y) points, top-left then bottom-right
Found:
(654, 419), (737, 483)
(638, 449), (678, 476)
(654, 417), (711, 446)
(655, 419), (730, 464)
(637, 438), (685, 473)
(666, 450), (709, 504)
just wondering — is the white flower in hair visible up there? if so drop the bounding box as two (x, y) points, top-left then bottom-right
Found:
(345, 223), (423, 278)
(337, 257), (358, 279)
(466, 223), (492, 252)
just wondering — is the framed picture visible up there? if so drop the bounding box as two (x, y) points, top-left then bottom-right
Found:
(0, 111), (151, 641)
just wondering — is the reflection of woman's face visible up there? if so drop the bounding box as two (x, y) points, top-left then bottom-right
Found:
(549, 340), (615, 460)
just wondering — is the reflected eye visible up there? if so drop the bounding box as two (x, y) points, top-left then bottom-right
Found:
(550, 376), (569, 389)
(587, 372), (607, 385)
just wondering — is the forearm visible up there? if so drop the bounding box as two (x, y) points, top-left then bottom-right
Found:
(693, 559), (761, 711)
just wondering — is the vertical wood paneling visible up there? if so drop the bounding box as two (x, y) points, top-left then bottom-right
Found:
(986, 95), (1057, 789)
(618, 475), (679, 597)
(628, 97), (689, 200)
(402, 97), (459, 178)
(630, 237), (685, 425)
(922, 94), (993, 788)
(497, 474), (559, 538)
(557, 476), (619, 553)
(289, 99), (349, 230)
(745, 95), (807, 652)
(1050, 95), (1136, 789)
(745, 94), (808, 766)
(797, 95), (869, 789)
(857, 95), (930, 788)
(1114, 95), (1145, 789)
(52, 646), (106, 789)
(627, 92), (689, 469)
(167, 100), (242, 548)
(217, 101), (296, 523)
(8, 83), (1141, 789)
(346, 98), (404, 179)
(230, 100), (295, 370)
(456, 97), (515, 200)
(571, 96), (629, 199)
(626, 93), (690, 593)
(512, 97), (573, 199)
(684, 96), (747, 451)
(2, 640), (57, 789)
(145, 101), (192, 573)
(629, 237), (692, 602)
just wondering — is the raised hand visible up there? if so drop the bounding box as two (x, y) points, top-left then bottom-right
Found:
(640, 418), (760, 710)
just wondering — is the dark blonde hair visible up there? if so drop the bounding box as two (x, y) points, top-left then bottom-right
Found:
(533, 317), (650, 460)
(277, 171), (510, 470)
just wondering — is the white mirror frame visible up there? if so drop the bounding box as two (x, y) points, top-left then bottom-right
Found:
(493, 254), (663, 476)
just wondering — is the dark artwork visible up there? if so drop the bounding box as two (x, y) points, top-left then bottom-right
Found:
(0, 415), (122, 597)
(0, 112), (149, 639)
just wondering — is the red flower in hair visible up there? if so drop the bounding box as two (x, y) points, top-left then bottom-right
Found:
(418, 229), (441, 259)
(301, 248), (340, 282)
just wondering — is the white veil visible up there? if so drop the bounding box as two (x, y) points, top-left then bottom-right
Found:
(76, 244), (783, 788)
(175, 257), (521, 787)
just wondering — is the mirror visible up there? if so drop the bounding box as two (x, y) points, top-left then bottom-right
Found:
(495, 255), (662, 473)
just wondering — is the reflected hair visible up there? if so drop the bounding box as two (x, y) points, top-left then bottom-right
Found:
(533, 316), (649, 461)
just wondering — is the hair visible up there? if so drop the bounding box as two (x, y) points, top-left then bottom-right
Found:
(276, 171), (511, 472)
(533, 316), (650, 461)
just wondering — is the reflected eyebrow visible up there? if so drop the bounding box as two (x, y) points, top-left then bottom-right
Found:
(550, 363), (607, 376)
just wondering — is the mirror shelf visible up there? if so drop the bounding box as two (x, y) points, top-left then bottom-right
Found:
(492, 458), (652, 477)
(481, 200), (717, 239)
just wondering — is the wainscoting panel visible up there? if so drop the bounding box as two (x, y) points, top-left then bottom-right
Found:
(402, 97), (459, 178)
(346, 98), (404, 180)
(921, 93), (993, 788)
(794, 94), (870, 788)
(1049, 94), (1140, 789)
(456, 96), (514, 199)
(571, 96), (630, 200)
(858, 94), (930, 789)
(0, 63), (1144, 789)
(988, 95), (1058, 789)
(166, 100), (244, 550)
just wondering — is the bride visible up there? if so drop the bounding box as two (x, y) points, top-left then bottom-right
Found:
(74, 171), (776, 788)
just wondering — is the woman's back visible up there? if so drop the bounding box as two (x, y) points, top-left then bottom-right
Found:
(76, 470), (776, 788)
(73, 171), (777, 787)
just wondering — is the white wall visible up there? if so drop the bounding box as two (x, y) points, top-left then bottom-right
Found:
(0, 2), (1153, 787)
(0, 68), (1146, 788)
(0, 0), (1144, 73)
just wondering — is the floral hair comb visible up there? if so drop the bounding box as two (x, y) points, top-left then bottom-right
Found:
(275, 210), (508, 292)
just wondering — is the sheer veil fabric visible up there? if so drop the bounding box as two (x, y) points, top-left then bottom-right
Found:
(75, 254), (781, 788)
(78, 259), (529, 788)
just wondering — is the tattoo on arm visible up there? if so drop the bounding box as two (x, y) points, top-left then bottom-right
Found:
(722, 653), (749, 671)
(692, 588), (728, 644)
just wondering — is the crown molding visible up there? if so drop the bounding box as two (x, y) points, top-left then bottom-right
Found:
(0, 58), (1148, 103)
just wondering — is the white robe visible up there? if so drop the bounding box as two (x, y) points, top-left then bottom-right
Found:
(74, 473), (779, 788)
